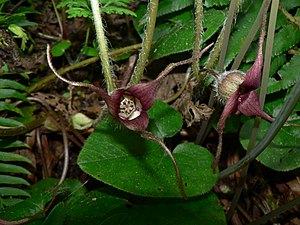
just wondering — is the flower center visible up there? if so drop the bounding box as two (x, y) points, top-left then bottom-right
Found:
(216, 70), (245, 103)
(118, 93), (142, 120)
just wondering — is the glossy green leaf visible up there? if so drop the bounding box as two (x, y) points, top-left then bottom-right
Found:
(0, 101), (24, 116)
(0, 138), (30, 149)
(281, 0), (300, 10)
(133, 6), (225, 60)
(78, 118), (217, 197)
(224, 0), (262, 68)
(269, 54), (287, 78)
(0, 175), (30, 185)
(0, 152), (32, 164)
(81, 45), (98, 56)
(150, 9), (225, 59)
(0, 89), (28, 101)
(204, 0), (230, 7)
(0, 117), (24, 127)
(0, 138), (29, 149)
(15, 6), (40, 14)
(272, 25), (300, 57)
(147, 100), (182, 138)
(157, 0), (194, 17)
(267, 54), (300, 94)
(0, 178), (85, 221)
(43, 202), (65, 225)
(0, 79), (27, 90)
(64, 190), (225, 225)
(1, 198), (24, 208)
(0, 187), (30, 197)
(51, 40), (72, 57)
(240, 119), (300, 171)
(0, 163), (31, 174)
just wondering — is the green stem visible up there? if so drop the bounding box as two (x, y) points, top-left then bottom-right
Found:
(226, 1), (272, 221)
(260, 0), (278, 105)
(90, 0), (115, 93)
(51, 0), (63, 38)
(192, 0), (204, 81)
(217, 0), (240, 71)
(141, 131), (187, 200)
(218, 78), (300, 179)
(128, 0), (159, 86)
(196, 0), (241, 144)
(279, 4), (300, 28)
(231, 0), (271, 70)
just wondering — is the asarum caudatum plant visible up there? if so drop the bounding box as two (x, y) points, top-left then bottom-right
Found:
(212, 2), (272, 169)
(46, 43), (213, 131)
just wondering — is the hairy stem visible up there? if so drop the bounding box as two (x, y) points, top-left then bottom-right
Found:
(196, 0), (240, 144)
(192, 0), (204, 81)
(90, 0), (116, 93)
(128, 0), (159, 86)
(279, 4), (300, 28)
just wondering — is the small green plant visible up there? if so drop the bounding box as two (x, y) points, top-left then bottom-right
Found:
(57, 0), (136, 18)
(0, 0), (38, 51)
(51, 0), (136, 58)
(0, 78), (33, 209)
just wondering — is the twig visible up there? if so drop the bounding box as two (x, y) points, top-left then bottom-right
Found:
(51, 0), (64, 38)
(247, 196), (300, 225)
(58, 114), (69, 185)
(28, 97), (69, 185)
(36, 128), (50, 178)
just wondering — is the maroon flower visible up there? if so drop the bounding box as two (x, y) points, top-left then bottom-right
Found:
(105, 77), (164, 131)
(212, 5), (272, 169)
(47, 44), (213, 131)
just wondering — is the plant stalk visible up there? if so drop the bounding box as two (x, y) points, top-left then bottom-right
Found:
(90, 0), (116, 93)
(141, 131), (187, 200)
(192, 0), (204, 81)
(128, 0), (159, 86)
(28, 43), (142, 93)
(226, 0), (271, 221)
(217, 0), (240, 71)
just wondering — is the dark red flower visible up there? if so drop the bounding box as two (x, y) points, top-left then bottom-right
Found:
(106, 78), (162, 131)
(212, 3), (272, 169)
(47, 44), (213, 132)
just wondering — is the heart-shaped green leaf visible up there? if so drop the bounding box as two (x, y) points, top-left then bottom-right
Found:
(78, 118), (217, 197)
